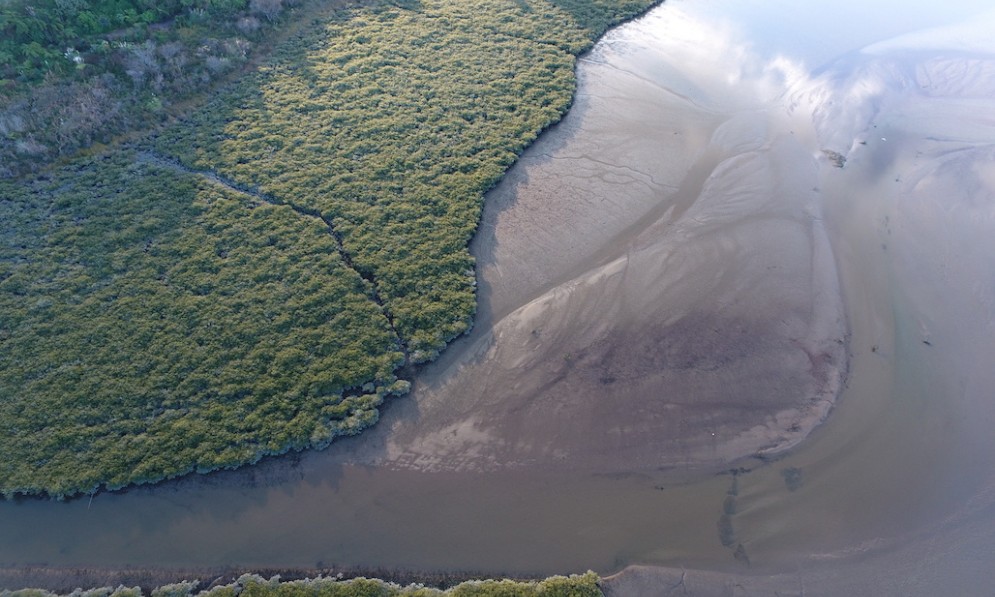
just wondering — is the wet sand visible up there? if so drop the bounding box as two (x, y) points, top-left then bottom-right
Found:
(598, 0), (995, 592)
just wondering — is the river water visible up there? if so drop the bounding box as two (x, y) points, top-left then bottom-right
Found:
(4, 0), (995, 592)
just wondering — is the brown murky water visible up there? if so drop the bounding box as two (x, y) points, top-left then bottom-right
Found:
(3, 0), (995, 592)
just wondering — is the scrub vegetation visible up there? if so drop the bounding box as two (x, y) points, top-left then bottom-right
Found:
(0, 0), (310, 178)
(1, 0), (656, 498)
(0, 572), (604, 597)
(0, 152), (405, 497)
(150, 0), (656, 359)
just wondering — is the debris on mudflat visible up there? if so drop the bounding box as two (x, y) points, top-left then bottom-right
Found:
(822, 149), (847, 168)
(734, 543), (751, 566)
(782, 466), (804, 491)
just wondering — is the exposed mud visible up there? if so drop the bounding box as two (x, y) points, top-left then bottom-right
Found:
(354, 98), (848, 477)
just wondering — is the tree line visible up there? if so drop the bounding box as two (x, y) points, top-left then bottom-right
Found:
(0, 0), (305, 178)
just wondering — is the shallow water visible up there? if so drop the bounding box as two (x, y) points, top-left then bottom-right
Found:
(3, 0), (995, 591)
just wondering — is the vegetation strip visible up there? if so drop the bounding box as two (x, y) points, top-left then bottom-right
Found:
(1, 0), (658, 498)
(0, 572), (604, 597)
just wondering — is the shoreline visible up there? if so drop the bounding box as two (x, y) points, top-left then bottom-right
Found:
(0, 565), (540, 594)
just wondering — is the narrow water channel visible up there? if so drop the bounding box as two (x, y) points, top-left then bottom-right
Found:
(3, 0), (995, 591)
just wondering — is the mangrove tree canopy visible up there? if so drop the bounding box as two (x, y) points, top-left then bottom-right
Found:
(0, 0), (656, 497)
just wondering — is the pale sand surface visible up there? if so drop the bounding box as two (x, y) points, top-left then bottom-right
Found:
(600, 3), (995, 592)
